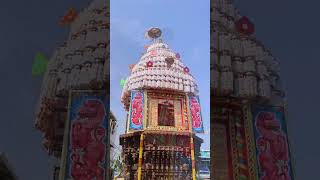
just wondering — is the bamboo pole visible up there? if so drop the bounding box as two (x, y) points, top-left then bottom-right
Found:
(137, 133), (144, 180)
(284, 103), (296, 179)
(190, 137), (197, 180)
(58, 90), (73, 180)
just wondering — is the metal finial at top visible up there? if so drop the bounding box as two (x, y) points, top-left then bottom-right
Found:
(145, 27), (162, 40)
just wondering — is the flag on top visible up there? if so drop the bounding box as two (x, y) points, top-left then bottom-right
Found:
(59, 8), (77, 26)
(235, 16), (255, 35)
(32, 52), (48, 76)
(120, 79), (126, 88)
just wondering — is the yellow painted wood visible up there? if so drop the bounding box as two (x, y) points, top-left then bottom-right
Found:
(137, 133), (144, 180)
(186, 94), (197, 180)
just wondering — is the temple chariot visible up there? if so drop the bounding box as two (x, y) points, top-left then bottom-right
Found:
(118, 27), (205, 180)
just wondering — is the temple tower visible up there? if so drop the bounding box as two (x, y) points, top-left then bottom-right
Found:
(119, 28), (204, 180)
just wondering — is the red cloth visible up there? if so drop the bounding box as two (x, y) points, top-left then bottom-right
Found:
(235, 16), (254, 35)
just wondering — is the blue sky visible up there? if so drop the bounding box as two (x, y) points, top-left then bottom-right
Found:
(110, 0), (210, 151)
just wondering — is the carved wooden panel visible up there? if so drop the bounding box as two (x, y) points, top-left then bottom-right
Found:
(148, 99), (158, 127)
(174, 100), (182, 128)
(213, 123), (229, 180)
(158, 99), (175, 126)
(146, 90), (189, 132)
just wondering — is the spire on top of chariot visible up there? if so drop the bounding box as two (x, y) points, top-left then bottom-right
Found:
(144, 27), (163, 43)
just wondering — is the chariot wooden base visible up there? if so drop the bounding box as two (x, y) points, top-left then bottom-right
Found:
(119, 130), (203, 180)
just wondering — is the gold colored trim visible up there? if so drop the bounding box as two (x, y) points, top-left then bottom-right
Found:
(143, 91), (148, 130)
(186, 94), (197, 180)
(244, 104), (259, 180)
(229, 113), (238, 180)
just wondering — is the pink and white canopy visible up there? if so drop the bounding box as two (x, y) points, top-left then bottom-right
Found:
(121, 39), (199, 108)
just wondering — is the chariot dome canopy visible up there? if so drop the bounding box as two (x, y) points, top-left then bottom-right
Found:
(121, 27), (199, 109)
